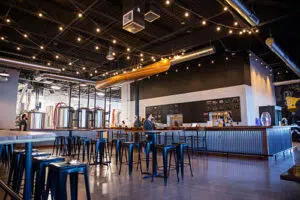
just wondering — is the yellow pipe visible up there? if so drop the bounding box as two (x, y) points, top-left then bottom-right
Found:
(95, 59), (170, 89)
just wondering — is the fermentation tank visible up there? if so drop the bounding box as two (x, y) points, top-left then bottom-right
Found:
(56, 106), (74, 129)
(28, 112), (45, 130)
(78, 108), (89, 129)
(94, 109), (104, 128)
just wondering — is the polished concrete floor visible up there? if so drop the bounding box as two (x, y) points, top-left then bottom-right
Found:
(1, 145), (300, 200)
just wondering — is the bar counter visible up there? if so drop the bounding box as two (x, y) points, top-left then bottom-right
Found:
(25, 126), (292, 158)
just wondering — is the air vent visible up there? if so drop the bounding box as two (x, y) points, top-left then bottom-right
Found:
(123, 9), (145, 34)
(144, 4), (160, 22)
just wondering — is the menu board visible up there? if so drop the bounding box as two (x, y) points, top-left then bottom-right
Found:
(145, 97), (241, 123)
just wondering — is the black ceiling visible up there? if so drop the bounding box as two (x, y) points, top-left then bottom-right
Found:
(0, 0), (299, 82)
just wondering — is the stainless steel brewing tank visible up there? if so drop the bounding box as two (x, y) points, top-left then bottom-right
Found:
(94, 109), (104, 128)
(28, 112), (45, 130)
(56, 106), (74, 128)
(78, 108), (89, 129)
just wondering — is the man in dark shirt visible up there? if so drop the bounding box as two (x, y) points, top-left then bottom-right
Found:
(143, 113), (154, 130)
(19, 114), (28, 131)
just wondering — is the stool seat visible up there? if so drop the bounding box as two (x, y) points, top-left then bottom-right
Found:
(49, 161), (86, 170)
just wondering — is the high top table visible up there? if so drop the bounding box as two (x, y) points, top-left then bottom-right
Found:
(0, 130), (56, 200)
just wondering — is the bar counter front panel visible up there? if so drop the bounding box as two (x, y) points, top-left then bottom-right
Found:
(29, 126), (292, 157)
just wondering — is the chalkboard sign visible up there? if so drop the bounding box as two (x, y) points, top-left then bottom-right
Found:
(145, 97), (241, 123)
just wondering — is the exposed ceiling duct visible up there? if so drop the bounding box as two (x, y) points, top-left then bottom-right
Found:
(170, 46), (215, 65)
(122, 0), (145, 34)
(40, 73), (96, 85)
(96, 46), (216, 89)
(0, 57), (61, 73)
(273, 79), (300, 86)
(266, 38), (300, 77)
(225, 0), (260, 26)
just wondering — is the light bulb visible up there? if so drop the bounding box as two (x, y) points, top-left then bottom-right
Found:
(6, 18), (11, 23)
(234, 22), (238, 26)
(76, 71), (80, 74)
(224, 6), (228, 11)
(96, 27), (100, 33)
(0, 37), (4, 40)
(229, 30), (233, 34)
(38, 13), (43, 18)
(59, 26), (63, 31)
(243, 29), (246, 33)
(55, 55), (59, 59)
(112, 52), (116, 56)
(225, 57), (229, 60)
(127, 48), (130, 52)
(40, 45), (44, 50)
(198, 63), (201, 67)
(126, 56), (130, 60)
(78, 13), (83, 18)
(216, 26), (221, 31)
(211, 60), (215, 64)
(68, 62), (72, 66)
(16, 47), (21, 51)
(90, 73), (93, 76)
(140, 53), (143, 57)
(175, 69), (178, 72)
(23, 34), (28, 38)
(184, 12), (189, 17)
(95, 45), (99, 50)
(82, 67), (86, 70)
(62, 68), (65, 71)
(202, 20), (206, 25)
(113, 39), (116, 44)
(77, 37), (81, 42)
(165, 0), (170, 5)
(255, 29), (259, 33)
(95, 70), (98, 73)
(140, 58), (144, 62)
(32, 56), (36, 59)
(47, 62), (51, 66)
(239, 31), (243, 35)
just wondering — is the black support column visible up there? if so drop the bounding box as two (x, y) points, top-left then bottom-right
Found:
(135, 81), (140, 118)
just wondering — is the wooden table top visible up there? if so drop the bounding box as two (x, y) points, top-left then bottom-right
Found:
(0, 130), (56, 144)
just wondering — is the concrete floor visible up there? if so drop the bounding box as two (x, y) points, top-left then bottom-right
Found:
(1, 145), (300, 200)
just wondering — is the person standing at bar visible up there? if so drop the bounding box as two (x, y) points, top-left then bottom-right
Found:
(144, 113), (154, 141)
(19, 114), (28, 131)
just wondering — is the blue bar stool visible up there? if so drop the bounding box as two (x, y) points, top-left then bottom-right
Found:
(67, 136), (77, 156)
(43, 161), (91, 200)
(14, 151), (51, 194)
(0, 144), (14, 166)
(109, 131), (127, 165)
(77, 138), (92, 162)
(33, 156), (65, 200)
(90, 138), (110, 165)
(173, 143), (193, 181)
(119, 141), (142, 176)
(52, 136), (67, 156)
(158, 145), (178, 185)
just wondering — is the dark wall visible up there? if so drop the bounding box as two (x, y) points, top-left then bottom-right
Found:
(131, 55), (250, 100)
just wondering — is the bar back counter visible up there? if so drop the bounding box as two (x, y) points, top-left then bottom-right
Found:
(29, 126), (292, 159)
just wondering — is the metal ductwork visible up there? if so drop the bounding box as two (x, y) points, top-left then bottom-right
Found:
(41, 73), (96, 85)
(170, 46), (215, 65)
(225, 0), (260, 26)
(266, 38), (300, 77)
(0, 57), (61, 73)
(273, 79), (300, 86)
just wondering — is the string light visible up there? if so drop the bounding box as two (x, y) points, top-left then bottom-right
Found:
(140, 53), (143, 57)
(229, 30), (233, 34)
(202, 20), (206, 25)
(234, 22), (238, 26)
(55, 55), (59, 59)
(255, 29), (259, 33)
(40, 45), (44, 50)
(38, 12), (43, 18)
(58, 26), (63, 31)
(112, 52), (116, 56)
(95, 70), (98, 73)
(198, 63), (201, 67)
(77, 37), (81, 42)
(32, 56), (36, 59)
(95, 45), (99, 50)
(225, 57), (229, 60)
(68, 62), (72, 66)
(96, 27), (101, 33)
(78, 13), (83, 18)
(184, 12), (189, 17)
(62, 68), (65, 71)
(223, 6), (228, 11)
(47, 62), (51, 66)
(112, 39), (116, 44)
(1, 37), (5, 40)
(126, 55), (130, 60)
(16, 47), (21, 51)
(90, 73), (93, 77)
(216, 26), (221, 31)
(165, 0), (170, 5)
(82, 66), (86, 70)
(76, 71), (80, 74)
(6, 18), (11, 23)
(140, 58), (144, 62)
(175, 69), (178, 72)
(126, 48), (131, 52)
(186, 66), (189, 70)
(211, 60), (215, 64)
(23, 34), (28, 38)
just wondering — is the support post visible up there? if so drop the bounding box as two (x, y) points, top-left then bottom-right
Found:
(24, 142), (32, 200)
